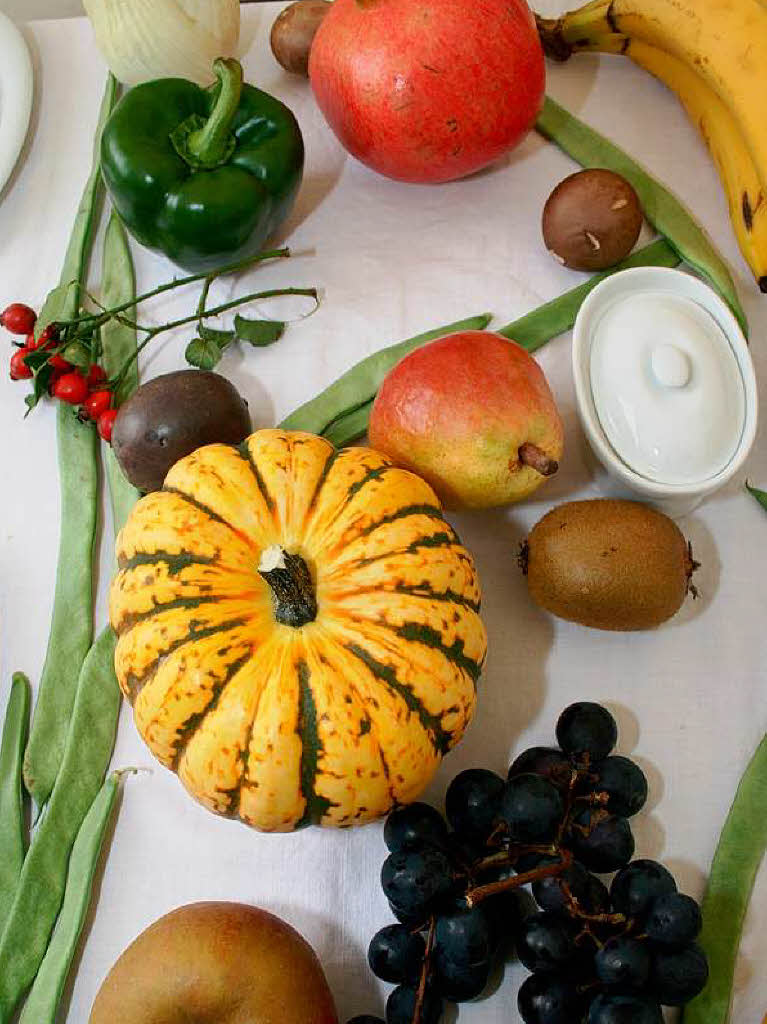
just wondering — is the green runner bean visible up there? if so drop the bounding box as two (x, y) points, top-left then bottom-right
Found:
(279, 313), (492, 435)
(682, 735), (767, 1024)
(0, 629), (120, 1021)
(323, 401), (373, 447)
(318, 239), (679, 448)
(24, 76), (119, 809)
(0, 674), (30, 933)
(17, 772), (122, 1024)
(100, 211), (140, 537)
(535, 96), (748, 337)
(498, 238), (679, 350)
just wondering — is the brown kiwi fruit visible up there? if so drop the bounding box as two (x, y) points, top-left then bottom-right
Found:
(519, 499), (698, 630)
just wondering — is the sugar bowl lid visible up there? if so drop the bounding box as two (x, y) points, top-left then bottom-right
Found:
(588, 289), (746, 486)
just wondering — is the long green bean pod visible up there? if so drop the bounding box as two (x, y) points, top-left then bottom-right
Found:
(0, 674), (30, 933)
(319, 238), (679, 448)
(498, 237), (679, 349)
(535, 95), (748, 337)
(279, 313), (492, 435)
(24, 75), (119, 809)
(682, 735), (767, 1024)
(0, 629), (120, 1021)
(100, 211), (140, 537)
(17, 773), (122, 1024)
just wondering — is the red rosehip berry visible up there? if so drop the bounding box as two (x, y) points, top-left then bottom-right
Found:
(48, 353), (73, 373)
(83, 389), (112, 421)
(26, 325), (57, 351)
(97, 408), (118, 443)
(52, 371), (89, 405)
(1, 303), (37, 335)
(86, 363), (107, 388)
(9, 347), (33, 380)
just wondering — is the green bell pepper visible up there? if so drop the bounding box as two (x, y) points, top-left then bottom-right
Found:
(101, 58), (304, 272)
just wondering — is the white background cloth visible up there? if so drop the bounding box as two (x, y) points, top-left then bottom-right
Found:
(0, 6), (765, 1022)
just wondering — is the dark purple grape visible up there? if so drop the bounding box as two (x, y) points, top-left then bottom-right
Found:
(645, 892), (702, 948)
(516, 911), (581, 974)
(381, 847), (455, 916)
(587, 992), (663, 1023)
(556, 703), (617, 764)
(434, 898), (495, 965)
(383, 802), (449, 853)
(591, 756), (648, 817)
(595, 935), (651, 988)
(515, 851), (550, 873)
(570, 809), (635, 872)
(651, 943), (709, 1005)
(386, 983), (442, 1024)
(532, 858), (591, 914)
(367, 924), (425, 984)
(610, 860), (677, 918)
(432, 953), (491, 1002)
(582, 872), (611, 914)
(499, 773), (564, 842)
(388, 899), (427, 929)
(518, 973), (584, 1024)
(508, 746), (574, 790)
(444, 831), (487, 871)
(482, 886), (521, 942)
(445, 768), (505, 839)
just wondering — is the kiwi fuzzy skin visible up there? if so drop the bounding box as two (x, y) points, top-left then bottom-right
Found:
(523, 499), (696, 631)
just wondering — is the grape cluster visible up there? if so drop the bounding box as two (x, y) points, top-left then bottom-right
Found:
(348, 702), (708, 1024)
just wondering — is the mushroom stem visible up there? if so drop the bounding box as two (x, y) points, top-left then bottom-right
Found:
(519, 442), (559, 477)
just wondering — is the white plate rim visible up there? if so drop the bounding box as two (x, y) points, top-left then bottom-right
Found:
(0, 10), (34, 197)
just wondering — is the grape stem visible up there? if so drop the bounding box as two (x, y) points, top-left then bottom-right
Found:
(465, 849), (573, 907)
(472, 843), (558, 875)
(412, 916), (435, 1024)
(559, 879), (628, 926)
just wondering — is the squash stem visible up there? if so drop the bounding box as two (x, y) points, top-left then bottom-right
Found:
(258, 546), (318, 628)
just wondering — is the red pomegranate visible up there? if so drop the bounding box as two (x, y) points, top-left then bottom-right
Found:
(308, 0), (545, 184)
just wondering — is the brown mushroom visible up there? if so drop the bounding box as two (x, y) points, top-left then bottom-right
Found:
(270, 0), (332, 76)
(541, 168), (643, 271)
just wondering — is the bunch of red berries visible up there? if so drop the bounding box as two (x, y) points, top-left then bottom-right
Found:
(2, 303), (117, 441)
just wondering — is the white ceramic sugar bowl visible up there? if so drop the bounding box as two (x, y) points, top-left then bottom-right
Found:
(572, 266), (758, 519)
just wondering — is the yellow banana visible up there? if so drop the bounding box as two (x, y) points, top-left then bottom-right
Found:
(545, 29), (767, 288)
(538, 0), (767, 203)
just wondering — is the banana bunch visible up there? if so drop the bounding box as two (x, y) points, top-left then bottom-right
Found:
(536, 0), (767, 292)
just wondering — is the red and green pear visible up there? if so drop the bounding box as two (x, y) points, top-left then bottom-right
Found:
(368, 331), (564, 509)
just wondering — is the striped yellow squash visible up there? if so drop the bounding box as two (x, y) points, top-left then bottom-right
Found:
(109, 429), (487, 831)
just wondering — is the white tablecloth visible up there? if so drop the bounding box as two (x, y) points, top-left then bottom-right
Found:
(0, 7), (765, 1022)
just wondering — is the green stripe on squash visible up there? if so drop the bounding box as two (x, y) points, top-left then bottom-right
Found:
(345, 642), (451, 753)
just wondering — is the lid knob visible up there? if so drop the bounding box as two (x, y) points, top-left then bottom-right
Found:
(651, 343), (692, 388)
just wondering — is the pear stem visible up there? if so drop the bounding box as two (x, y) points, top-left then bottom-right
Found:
(519, 442), (559, 477)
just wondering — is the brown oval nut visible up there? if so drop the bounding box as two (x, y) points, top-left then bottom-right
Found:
(270, 0), (332, 76)
(541, 168), (643, 271)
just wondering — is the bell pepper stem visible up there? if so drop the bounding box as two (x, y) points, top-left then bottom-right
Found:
(175, 58), (244, 169)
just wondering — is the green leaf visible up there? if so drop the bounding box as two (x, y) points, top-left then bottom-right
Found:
(746, 481), (767, 512)
(234, 315), (285, 347)
(185, 336), (222, 371)
(199, 324), (235, 346)
(61, 342), (91, 369)
(34, 282), (78, 342)
(23, 349), (53, 374)
(23, 364), (54, 415)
